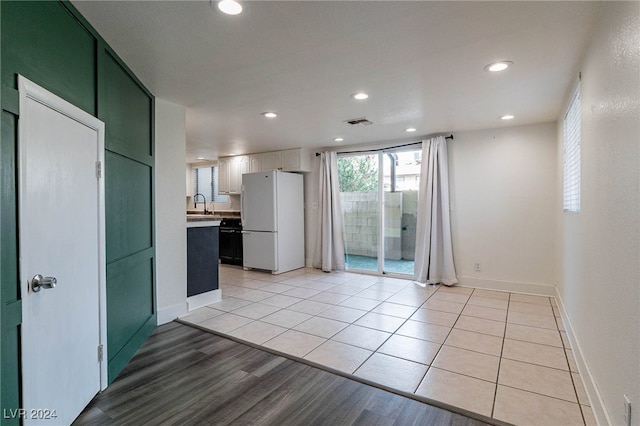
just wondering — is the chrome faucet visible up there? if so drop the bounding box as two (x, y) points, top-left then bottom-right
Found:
(193, 193), (209, 214)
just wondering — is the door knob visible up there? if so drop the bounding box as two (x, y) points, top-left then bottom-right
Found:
(31, 274), (57, 292)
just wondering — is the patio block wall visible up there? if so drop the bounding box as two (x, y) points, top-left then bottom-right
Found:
(340, 191), (417, 260)
(340, 192), (379, 257)
(383, 192), (402, 260)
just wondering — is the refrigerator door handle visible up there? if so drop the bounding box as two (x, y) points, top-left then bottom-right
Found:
(240, 184), (245, 227)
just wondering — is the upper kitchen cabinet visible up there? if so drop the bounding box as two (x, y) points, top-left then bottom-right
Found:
(218, 148), (310, 190)
(218, 158), (230, 194)
(258, 148), (310, 172)
(281, 148), (310, 172)
(249, 154), (262, 173)
(219, 155), (248, 194)
(261, 151), (282, 171)
(229, 155), (249, 194)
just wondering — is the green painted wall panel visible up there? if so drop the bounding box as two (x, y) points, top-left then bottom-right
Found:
(1, 111), (18, 303)
(108, 314), (156, 383)
(105, 151), (153, 263)
(106, 255), (154, 360)
(1, 1), (96, 115)
(1, 108), (21, 423)
(1, 327), (20, 426)
(101, 52), (152, 161)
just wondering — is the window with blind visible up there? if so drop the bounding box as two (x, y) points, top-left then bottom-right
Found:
(192, 166), (228, 203)
(563, 84), (581, 212)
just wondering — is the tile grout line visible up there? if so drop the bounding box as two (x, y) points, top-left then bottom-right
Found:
(490, 290), (510, 420)
(369, 283), (449, 393)
(498, 382), (587, 406)
(410, 285), (474, 395)
(349, 282), (440, 378)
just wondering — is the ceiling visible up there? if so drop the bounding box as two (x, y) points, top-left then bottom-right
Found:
(71, 1), (601, 162)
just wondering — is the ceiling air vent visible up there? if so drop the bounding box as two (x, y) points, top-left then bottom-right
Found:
(345, 117), (374, 126)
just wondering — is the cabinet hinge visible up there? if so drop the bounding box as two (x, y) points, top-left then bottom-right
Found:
(96, 161), (102, 179)
(98, 344), (104, 362)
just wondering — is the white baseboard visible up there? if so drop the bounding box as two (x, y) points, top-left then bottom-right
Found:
(554, 288), (611, 426)
(157, 302), (188, 325)
(187, 289), (222, 311)
(456, 275), (556, 296)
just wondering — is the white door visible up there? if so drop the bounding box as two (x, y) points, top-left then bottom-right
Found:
(241, 171), (277, 231)
(18, 76), (107, 425)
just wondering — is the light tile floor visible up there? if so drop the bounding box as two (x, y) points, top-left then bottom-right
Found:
(180, 266), (596, 426)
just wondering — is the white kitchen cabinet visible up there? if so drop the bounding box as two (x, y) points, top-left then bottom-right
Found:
(218, 158), (230, 194)
(249, 154), (262, 173)
(218, 148), (308, 195)
(261, 151), (282, 171)
(281, 148), (310, 172)
(228, 155), (249, 194)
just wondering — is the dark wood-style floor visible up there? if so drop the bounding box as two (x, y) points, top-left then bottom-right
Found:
(74, 322), (495, 426)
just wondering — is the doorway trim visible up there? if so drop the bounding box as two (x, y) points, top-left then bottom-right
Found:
(17, 75), (108, 390)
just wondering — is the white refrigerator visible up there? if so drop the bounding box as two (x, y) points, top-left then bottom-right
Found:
(241, 170), (305, 274)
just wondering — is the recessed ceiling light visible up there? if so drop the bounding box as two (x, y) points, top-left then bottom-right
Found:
(405, 127), (417, 132)
(227, 153), (237, 156)
(352, 92), (369, 100)
(484, 61), (513, 72)
(196, 157), (206, 160)
(501, 115), (515, 120)
(334, 137), (344, 142)
(262, 112), (277, 118)
(217, 0), (242, 15)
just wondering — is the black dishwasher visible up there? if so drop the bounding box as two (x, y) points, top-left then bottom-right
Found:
(219, 218), (243, 265)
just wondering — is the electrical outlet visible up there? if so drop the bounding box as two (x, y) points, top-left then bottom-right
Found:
(474, 262), (481, 272)
(312, 201), (319, 209)
(624, 394), (631, 426)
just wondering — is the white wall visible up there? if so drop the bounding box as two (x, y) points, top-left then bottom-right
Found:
(449, 123), (558, 294)
(155, 99), (188, 324)
(557, 2), (640, 425)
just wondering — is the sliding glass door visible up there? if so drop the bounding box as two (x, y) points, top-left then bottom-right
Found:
(338, 148), (421, 276)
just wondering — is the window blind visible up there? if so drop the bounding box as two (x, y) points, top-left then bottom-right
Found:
(563, 85), (581, 212)
(193, 166), (228, 203)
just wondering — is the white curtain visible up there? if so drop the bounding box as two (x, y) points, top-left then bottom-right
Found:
(414, 136), (458, 285)
(313, 152), (346, 272)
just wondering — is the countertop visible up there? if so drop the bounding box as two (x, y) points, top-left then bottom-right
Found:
(187, 214), (223, 221)
(187, 215), (222, 228)
(187, 210), (240, 219)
